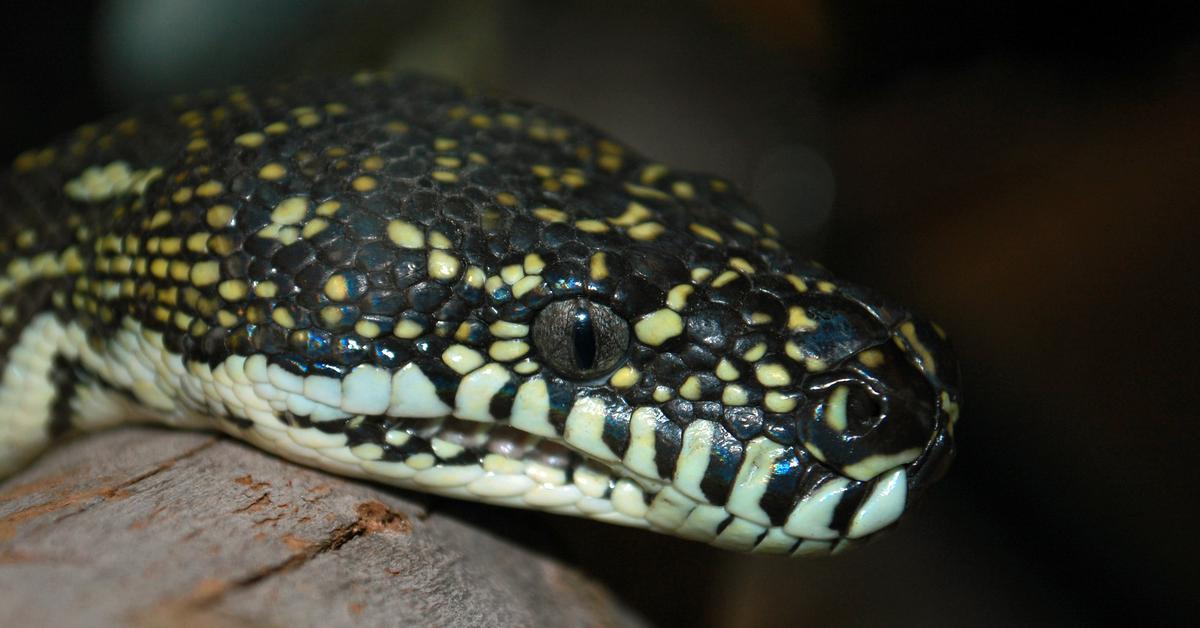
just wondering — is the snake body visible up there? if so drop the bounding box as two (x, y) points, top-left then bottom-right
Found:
(0, 72), (958, 555)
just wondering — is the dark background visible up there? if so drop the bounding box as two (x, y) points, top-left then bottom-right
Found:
(2, 2), (1197, 625)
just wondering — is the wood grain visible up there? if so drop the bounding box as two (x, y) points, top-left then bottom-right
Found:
(0, 427), (644, 628)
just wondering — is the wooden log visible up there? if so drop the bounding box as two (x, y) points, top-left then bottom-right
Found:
(0, 427), (645, 628)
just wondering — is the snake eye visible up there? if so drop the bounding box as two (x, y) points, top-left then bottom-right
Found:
(533, 298), (629, 379)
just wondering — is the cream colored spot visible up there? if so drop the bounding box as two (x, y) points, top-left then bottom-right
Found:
(609, 202), (652, 227)
(190, 261), (220, 287)
(817, 281), (836, 293)
(589, 252), (609, 281)
(324, 274), (351, 301)
(235, 132), (264, 148)
(750, 312), (772, 325)
(652, 386), (673, 403)
(264, 121), (288, 135)
(575, 219), (609, 233)
(785, 274), (809, 293)
(442, 345), (485, 374)
(259, 163), (286, 180)
(715, 359), (740, 381)
(667, 285), (693, 312)
(394, 319), (423, 339)
(523, 253), (546, 274)
(689, 223), (723, 243)
(428, 231), (452, 249)
(488, 340), (529, 362)
(253, 282), (277, 298)
(302, 218), (329, 238)
(464, 266), (486, 289)
(764, 391), (798, 413)
(900, 321), (937, 373)
(859, 349), (885, 368)
(511, 275), (542, 298)
(206, 205), (234, 229)
(732, 218), (759, 235)
(272, 307), (295, 328)
(634, 309), (684, 346)
(218, 280), (248, 301)
(352, 176), (377, 192)
(805, 357), (828, 372)
(499, 264), (524, 285)
(627, 222), (665, 240)
(387, 220), (424, 248)
(788, 306), (819, 332)
(743, 343), (767, 362)
(711, 270), (740, 288)
(316, 200), (341, 216)
(488, 320), (528, 338)
(195, 181), (224, 198)
(825, 385), (850, 431)
(428, 250), (461, 280)
(533, 207), (567, 222)
(672, 181), (695, 199)
(609, 365), (639, 389)
(722, 385), (749, 406)
(679, 376), (702, 401)
(755, 363), (791, 387)
(271, 197), (308, 225)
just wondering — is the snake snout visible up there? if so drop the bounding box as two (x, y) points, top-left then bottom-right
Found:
(793, 313), (958, 490)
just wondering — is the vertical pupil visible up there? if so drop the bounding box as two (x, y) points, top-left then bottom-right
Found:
(571, 306), (597, 371)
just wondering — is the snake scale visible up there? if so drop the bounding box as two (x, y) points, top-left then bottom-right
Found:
(0, 72), (959, 555)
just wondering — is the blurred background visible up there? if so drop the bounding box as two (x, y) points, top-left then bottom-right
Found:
(2, 1), (1197, 625)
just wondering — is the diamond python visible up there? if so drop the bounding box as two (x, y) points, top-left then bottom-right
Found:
(0, 72), (959, 555)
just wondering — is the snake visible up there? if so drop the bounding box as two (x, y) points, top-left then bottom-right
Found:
(0, 71), (959, 556)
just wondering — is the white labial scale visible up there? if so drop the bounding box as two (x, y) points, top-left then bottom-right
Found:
(563, 396), (619, 463)
(725, 437), (788, 526)
(244, 354), (270, 383)
(783, 477), (853, 540)
(572, 464), (611, 498)
(712, 518), (767, 551)
(267, 363), (304, 395)
(0, 314), (64, 475)
(453, 363), (510, 422)
(791, 539), (835, 557)
(387, 363), (452, 418)
(846, 467), (908, 539)
(509, 378), (556, 437)
(754, 527), (801, 554)
(645, 485), (697, 531)
(611, 479), (649, 519)
(675, 504), (729, 541)
(673, 420), (717, 502)
(304, 375), (342, 408)
(576, 497), (614, 515)
(341, 364), (391, 415)
(309, 403), (351, 423)
(623, 407), (664, 479)
(360, 459), (419, 480)
(590, 510), (651, 528)
(522, 482), (584, 508)
(467, 473), (536, 498)
(415, 463), (485, 488)
(287, 426), (348, 449)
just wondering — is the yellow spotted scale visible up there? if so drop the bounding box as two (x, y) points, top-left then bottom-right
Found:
(0, 72), (960, 555)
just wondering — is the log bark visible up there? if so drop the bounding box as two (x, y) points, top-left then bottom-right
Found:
(0, 427), (645, 628)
